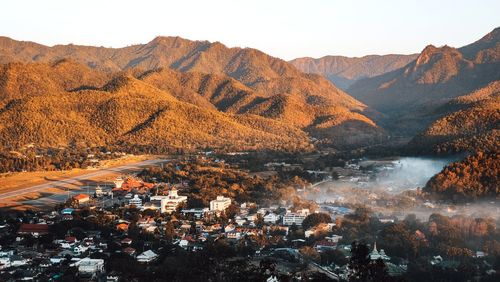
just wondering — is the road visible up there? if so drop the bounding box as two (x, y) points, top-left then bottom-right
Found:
(0, 159), (168, 201)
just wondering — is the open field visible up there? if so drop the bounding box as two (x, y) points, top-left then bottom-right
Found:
(0, 155), (169, 210)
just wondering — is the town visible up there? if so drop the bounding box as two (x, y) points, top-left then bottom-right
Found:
(0, 155), (498, 281)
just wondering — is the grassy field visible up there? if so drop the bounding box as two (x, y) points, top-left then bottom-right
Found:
(0, 154), (158, 210)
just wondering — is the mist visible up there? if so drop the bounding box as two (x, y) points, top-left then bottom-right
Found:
(304, 156), (500, 220)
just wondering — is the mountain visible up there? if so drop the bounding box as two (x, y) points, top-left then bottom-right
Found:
(0, 62), (313, 152)
(0, 36), (386, 148)
(290, 54), (417, 89)
(346, 27), (500, 135)
(408, 81), (500, 154)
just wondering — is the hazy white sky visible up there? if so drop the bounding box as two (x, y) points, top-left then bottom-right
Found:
(1, 0), (499, 60)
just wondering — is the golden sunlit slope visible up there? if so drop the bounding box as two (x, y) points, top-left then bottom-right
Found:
(0, 63), (312, 152)
(0, 36), (385, 147)
(137, 68), (386, 146)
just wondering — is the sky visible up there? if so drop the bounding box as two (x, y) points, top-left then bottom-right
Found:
(1, 0), (499, 60)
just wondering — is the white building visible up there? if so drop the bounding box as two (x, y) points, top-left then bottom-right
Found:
(181, 208), (209, 219)
(137, 250), (158, 263)
(150, 188), (187, 214)
(113, 177), (124, 189)
(263, 213), (281, 223)
(282, 213), (306, 226)
(370, 242), (390, 261)
(75, 258), (104, 274)
(210, 196), (231, 212)
(129, 195), (142, 208)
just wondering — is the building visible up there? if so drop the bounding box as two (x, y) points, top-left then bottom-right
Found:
(370, 242), (390, 261)
(305, 223), (334, 238)
(210, 196), (231, 212)
(75, 258), (104, 274)
(264, 213), (281, 223)
(137, 250), (158, 263)
(282, 213), (306, 226)
(113, 177), (124, 189)
(314, 240), (337, 252)
(129, 195), (142, 208)
(73, 194), (90, 205)
(18, 224), (50, 237)
(60, 208), (74, 215)
(181, 208), (209, 219)
(150, 188), (187, 213)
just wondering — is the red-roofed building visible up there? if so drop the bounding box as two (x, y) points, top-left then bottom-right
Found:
(18, 224), (50, 237)
(73, 194), (90, 204)
(116, 223), (129, 232)
(123, 247), (136, 256)
(121, 238), (132, 245)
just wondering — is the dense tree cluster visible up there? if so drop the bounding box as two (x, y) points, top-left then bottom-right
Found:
(425, 151), (499, 199)
(138, 158), (312, 207)
(0, 146), (118, 173)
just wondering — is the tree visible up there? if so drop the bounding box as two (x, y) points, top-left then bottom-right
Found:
(348, 241), (391, 282)
(302, 213), (332, 230)
(164, 221), (175, 242)
(349, 241), (371, 282)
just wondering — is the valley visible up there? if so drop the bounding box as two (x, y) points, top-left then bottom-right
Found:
(0, 5), (497, 280)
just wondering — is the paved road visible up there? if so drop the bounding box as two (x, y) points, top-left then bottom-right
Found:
(0, 159), (167, 201)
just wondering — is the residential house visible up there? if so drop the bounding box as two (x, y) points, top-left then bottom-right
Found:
(136, 250), (158, 263)
(18, 224), (50, 237)
(73, 194), (90, 205)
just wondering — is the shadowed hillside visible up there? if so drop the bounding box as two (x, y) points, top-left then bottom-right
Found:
(345, 27), (500, 136)
(290, 54), (417, 89)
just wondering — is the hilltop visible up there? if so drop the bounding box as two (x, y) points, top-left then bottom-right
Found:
(290, 54), (417, 89)
(0, 36), (386, 148)
(0, 62), (314, 152)
(346, 27), (500, 135)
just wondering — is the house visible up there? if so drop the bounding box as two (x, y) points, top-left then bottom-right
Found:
(116, 223), (129, 232)
(475, 251), (486, 258)
(75, 258), (104, 274)
(305, 223), (333, 238)
(61, 208), (74, 215)
(224, 224), (236, 233)
(325, 234), (343, 243)
(129, 195), (142, 208)
(137, 250), (158, 263)
(181, 208), (209, 219)
(282, 213), (306, 226)
(246, 214), (258, 221)
(210, 196), (231, 212)
(226, 231), (242, 240)
(121, 238), (132, 245)
(430, 255), (443, 265)
(264, 213), (280, 223)
(314, 240), (337, 252)
(234, 216), (247, 226)
(73, 194), (90, 205)
(123, 247), (136, 256)
(18, 223), (50, 237)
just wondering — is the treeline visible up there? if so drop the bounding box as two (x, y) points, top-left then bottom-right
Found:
(424, 151), (499, 200)
(138, 157), (315, 208)
(0, 147), (118, 173)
